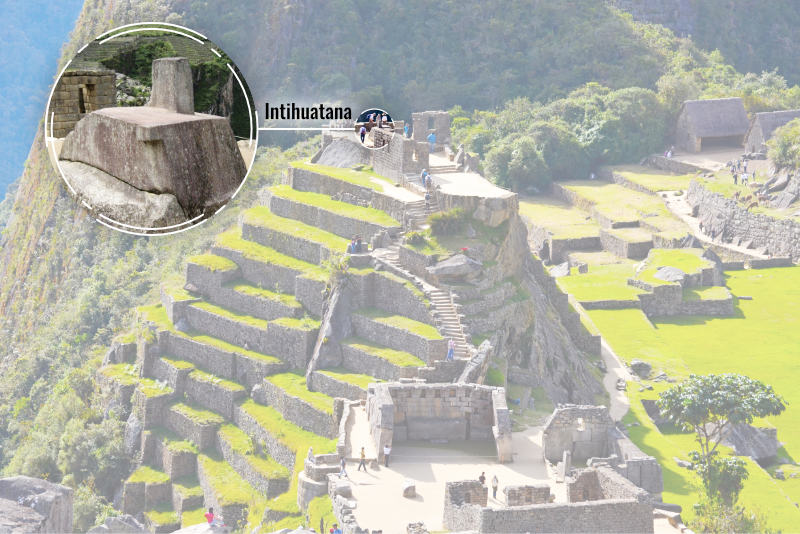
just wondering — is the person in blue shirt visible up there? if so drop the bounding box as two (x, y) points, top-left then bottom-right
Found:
(404, 123), (410, 138)
(427, 131), (436, 152)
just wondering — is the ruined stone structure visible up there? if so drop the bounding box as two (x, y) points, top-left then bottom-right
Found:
(675, 98), (749, 152)
(366, 382), (513, 462)
(443, 466), (654, 533)
(412, 111), (451, 151)
(59, 57), (246, 228)
(50, 69), (116, 138)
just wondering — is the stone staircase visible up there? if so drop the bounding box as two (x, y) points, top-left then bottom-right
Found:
(374, 245), (471, 360)
(99, 162), (458, 532)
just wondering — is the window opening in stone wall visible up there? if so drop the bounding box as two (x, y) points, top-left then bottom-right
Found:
(78, 86), (86, 114)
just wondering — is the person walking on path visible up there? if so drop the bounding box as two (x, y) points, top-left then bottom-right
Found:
(446, 338), (455, 361)
(359, 125), (366, 144)
(491, 475), (499, 499)
(427, 131), (436, 152)
(479, 472), (486, 485)
(339, 457), (348, 478)
(420, 168), (429, 186)
(358, 447), (367, 472)
(383, 443), (391, 467)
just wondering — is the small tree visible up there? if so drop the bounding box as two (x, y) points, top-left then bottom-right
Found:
(657, 374), (786, 463)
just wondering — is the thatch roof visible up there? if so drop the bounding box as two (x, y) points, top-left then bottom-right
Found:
(679, 98), (749, 137)
(749, 109), (800, 140)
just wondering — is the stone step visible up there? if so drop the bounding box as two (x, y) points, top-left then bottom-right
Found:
(253, 372), (339, 439)
(197, 452), (261, 530)
(165, 402), (225, 452)
(240, 206), (350, 264)
(340, 337), (424, 381)
(216, 423), (290, 498)
(161, 330), (285, 391)
(182, 301), (319, 370)
(351, 308), (447, 364)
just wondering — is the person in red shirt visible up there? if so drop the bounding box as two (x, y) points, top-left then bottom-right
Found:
(204, 507), (214, 524)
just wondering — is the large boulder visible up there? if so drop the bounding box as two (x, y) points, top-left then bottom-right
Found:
(0, 476), (73, 533)
(402, 479), (417, 498)
(653, 266), (685, 284)
(426, 254), (483, 283)
(87, 514), (147, 533)
(630, 359), (652, 378)
(719, 424), (780, 463)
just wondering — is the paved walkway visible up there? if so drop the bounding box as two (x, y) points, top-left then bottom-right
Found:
(345, 405), (378, 460)
(347, 427), (558, 533)
(428, 152), (515, 199)
(600, 339), (632, 421)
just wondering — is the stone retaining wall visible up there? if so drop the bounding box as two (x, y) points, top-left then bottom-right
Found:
(310, 371), (368, 401)
(340, 343), (418, 381)
(131, 387), (174, 430)
(645, 155), (707, 174)
(267, 191), (400, 242)
(294, 275), (327, 318)
(371, 272), (434, 325)
(185, 371), (246, 420)
(51, 70), (115, 137)
(165, 407), (219, 452)
(212, 244), (300, 293)
(197, 459), (248, 530)
(253, 380), (338, 439)
(504, 484), (551, 505)
(550, 236), (602, 263)
(351, 313), (446, 364)
(216, 433), (289, 498)
(398, 245), (438, 281)
(233, 406), (296, 472)
(242, 219), (333, 265)
(688, 180), (800, 261)
(599, 229), (652, 260)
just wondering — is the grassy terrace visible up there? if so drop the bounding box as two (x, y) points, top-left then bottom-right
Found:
(271, 316), (321, 331)
(170, 402), (225, 426)
(150, 427), (199, 455)
(344, 336), (426, 367)
(518, 196), (600, 239)
(356, 308), (443, 339)
(161, 280), (198, 302)
(138, 304), (282, 365)
(145, 505), (179, 527)
(198, 452), (266, 525)
(180, 507), (207, 528)
(218, 424), (289, 479)
(215, 228), (329, 282)
(239, 400), (336, 520)
(318, 368), (381, 389)
(243, 207), (350, 252)
(161, 356), (194, 371)
(270, 185), (399, 226)
(186, 253), (238, 272)
(376, 270), (428, 303)
(227, 282), (302, 309)
(606, 227), (653, 243)
(636, 248), (710, 286)
(189, 368), (246, 393)
(611, 165), (695, 192)
(555, 263), (646, 302)
(589, 267), (800, 529)
(191, 301), (270, 330)
(683, 285), (730, 301)
(99, 364), (173, 398)
(290, 160), (394, 191)
(128, 465), (170, 485)
(265, 372), (334, 414)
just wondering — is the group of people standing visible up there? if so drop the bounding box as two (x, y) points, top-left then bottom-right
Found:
(358, 112), (392, 144)
(479, 471), (501, 499)
(730, 158), (755, 185)
(346, 235), (365, 254)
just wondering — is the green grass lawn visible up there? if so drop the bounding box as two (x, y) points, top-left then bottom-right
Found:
(318, 367), (381, 389)
(344, 336), (426, 367)
(356, 308), (443, 339)
(265, 372), (334, 414)
(636, 248), (710, 286)
(589, 267), (800, 529)
(270, 185), (399, 227)
(612, 165), (695, 192)
(218, 423), (289, 479)
(290, 161), (394, 191)
(556, 263), (646, 302)
(683, 286), (730, 301)
(150, 427), (198, 455)
(198, 452), (267, 527)
(518, 196), (599, 239)
(186, 253), (238, 272)
(180, 507), (207, 528)
(215, 228), (329, 282)
(191, 300), (270, 330)
(243, 207), (351, 252)
(128, 465), (170, 485)
(170, 402), (225, 426)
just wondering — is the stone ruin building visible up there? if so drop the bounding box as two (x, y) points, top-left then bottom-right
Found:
(745, 109), (800, 154)
(50, 69), (116, 138)
(674, 97), (749, 153)
(56, 57), (246, 230)
(412, 110), (451, 151)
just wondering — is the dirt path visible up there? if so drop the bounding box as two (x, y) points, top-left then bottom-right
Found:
(600, 339), (632, 421)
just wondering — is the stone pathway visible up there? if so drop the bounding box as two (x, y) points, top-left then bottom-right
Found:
(428, 152), (515, 199)
(345, 405), (378, 461)
(600, 339), (633, 422)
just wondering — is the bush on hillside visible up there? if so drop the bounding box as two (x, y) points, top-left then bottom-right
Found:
(429, 208), (468, 236)
(768, 118), (800, 170)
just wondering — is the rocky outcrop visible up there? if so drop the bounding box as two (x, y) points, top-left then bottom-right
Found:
(0, 476), (73, 533)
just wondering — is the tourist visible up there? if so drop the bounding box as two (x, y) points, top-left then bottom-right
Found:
(742, 173), (749, 186)
(204, 507), (222, 528)
(359, 125), (366, 144)
(446, 338), (455, 361)
(332, 523), (342, 534)
(491, 475), (499, 499)
(589, 171), (596, 181)
(346, 237), (356, 254)
(743, 160), (748, 173)
(339, 456), (348, 478)
(377, 113), (383, 128)
(427, 131), (437, 152)
(383, 113), (389, 127)
(420, 168), (429, 186)
(355, 235), (364, 253)
(404, 123), (410, 138)
(479, 472), (486, 485)
(383, 443), (391, 467)
(358, 446), (367, 472)
(425, 191), (431, 210)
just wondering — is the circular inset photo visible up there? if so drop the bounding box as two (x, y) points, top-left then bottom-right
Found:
(45, 23), (257, 235)
(354, 107), (398, 149)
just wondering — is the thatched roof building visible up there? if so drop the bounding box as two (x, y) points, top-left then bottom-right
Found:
(675, 98), (749, 153)
(745, 110), (800, 153)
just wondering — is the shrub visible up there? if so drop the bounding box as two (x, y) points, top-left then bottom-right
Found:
(429, 208), (468, 236)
